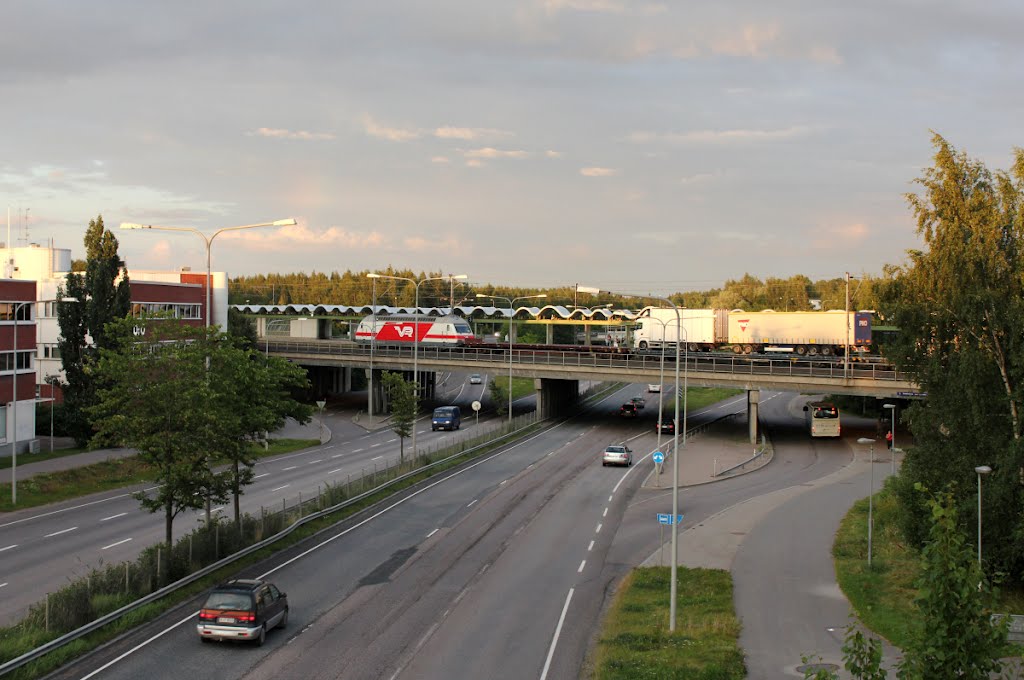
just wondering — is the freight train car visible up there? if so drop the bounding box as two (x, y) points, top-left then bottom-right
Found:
(353, 314), (477, 347)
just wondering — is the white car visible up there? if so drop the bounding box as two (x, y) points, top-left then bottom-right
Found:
(648, 384), (661, 393)
(469, 374), (482, 385)
(602, 444), (633, 467)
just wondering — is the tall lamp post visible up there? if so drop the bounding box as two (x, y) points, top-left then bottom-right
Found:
(883, 403), (897, 475)
(580, 286), (686, 631)
(974, 465), (992, 568)
(120, 219), (297, 330)
(857, 437), (876, 568)
(9, 300), (32, 505)
(367, 272), (468, 457)
(475, 293), (547, 422)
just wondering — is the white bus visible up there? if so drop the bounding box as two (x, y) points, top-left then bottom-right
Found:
(803, 401), (841, 438)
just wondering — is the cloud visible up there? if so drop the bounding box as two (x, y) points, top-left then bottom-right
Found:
(628, 126), (813, 145)
(431, 156), (451, 163)
(403, 235), (468, 254)
(223, 222), (385, 250)
(542, 0), (666, 15)
(250, 127), (336, 141)
(464, 147), (530, 159)
(434, 126), (511, 140)
(545, 150), (564, 158)
(580, 167), (618, 177)
(810, 222), (870, 250)
(680, 171), (723, 185)
(465, 159), (484, 168)
(362, 115), (421, 142)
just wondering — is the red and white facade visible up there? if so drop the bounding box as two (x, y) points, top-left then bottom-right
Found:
(0, 279), (37, 454)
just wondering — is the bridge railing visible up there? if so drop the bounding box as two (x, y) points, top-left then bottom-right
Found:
(266, 339), (911, 383)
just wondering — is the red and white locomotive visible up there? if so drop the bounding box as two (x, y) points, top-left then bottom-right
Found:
(354, 314), (477, 346)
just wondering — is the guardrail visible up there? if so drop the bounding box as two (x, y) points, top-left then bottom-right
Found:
(715, 429), (772, 478)
(267, 339), (914, 384)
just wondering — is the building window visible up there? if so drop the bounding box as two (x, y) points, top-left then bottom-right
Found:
(0, 350), (35, 372)
(41, 344), (62, 360)
(0, 406), (6, 441)
(131, 302), (203, 320)
(0, 302), (34, 322)
(266, 319), (292, 338)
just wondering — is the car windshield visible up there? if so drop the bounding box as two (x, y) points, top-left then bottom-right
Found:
(435, 408), (456, 416)
(606, 446), (625, 453)
(204, 592), (252, 610)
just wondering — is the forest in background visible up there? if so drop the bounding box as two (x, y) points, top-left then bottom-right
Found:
(229, 269), (892, 316)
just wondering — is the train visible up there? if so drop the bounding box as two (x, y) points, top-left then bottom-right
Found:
(351, 309), (874, 359)
(354, 314), (478, 346)
(633, 308), (871, 357)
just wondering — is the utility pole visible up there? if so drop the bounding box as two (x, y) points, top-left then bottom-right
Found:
(844, 272), (851, 381)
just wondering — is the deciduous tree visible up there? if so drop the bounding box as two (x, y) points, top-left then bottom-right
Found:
(382, 371), (416, 461)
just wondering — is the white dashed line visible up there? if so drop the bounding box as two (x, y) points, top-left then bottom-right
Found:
(212, 506), (224, 513)
(608, 495), (613, 502)
(595, 523), (602, 533)
(387, 439), (397, 444)
(578, 560), (586, 573)
(351, 448), (364, 453)
(0, 583), (6, 588)
(254, 473), (269, 479)
(602, 507), (608, 517)
(100, 513), (127, 522)
(372, 456), (384, 461)
(426, 528), (439, 538)
(539, 588), (574, 680)
(466, 499), (478, 507)
(370, 443), (382, 448)
(270, 485), (289, 492)
(282, 466), (298, 471)
(499, 479), (508, 486)
(308, 459), (323, 465)
(588, 540), (594, 551)
(0, 544), (17, 552)
(45, 527), (78, 538)
(328, 468), (343, 475)
(102, 538), (133, 550)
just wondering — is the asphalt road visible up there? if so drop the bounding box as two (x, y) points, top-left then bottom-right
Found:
(0, 370), (517, 625)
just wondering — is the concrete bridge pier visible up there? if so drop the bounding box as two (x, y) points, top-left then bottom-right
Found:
(747, 389), (760, 444)
(418, 371), (436, 400)
(367, 369), (386, 415)
(535, 377), (580, 419)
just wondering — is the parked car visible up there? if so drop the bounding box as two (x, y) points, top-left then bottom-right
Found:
(602, 444), (633, 467)
(469, 374), (482, 385)
(630, 396), (646, 409)
(647, 384), (661, 393)
(620, 403), (638, 418)
(197, 579), (289, 646)
(657, 419), (675, 435)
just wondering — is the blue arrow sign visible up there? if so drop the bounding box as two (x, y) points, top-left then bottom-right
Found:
(652, 451), (665, 464)
(657, 514), (685, 525)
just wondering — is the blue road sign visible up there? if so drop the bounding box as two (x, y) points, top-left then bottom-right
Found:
(652, 451), (665, 464)
(657, 514), (685, 525)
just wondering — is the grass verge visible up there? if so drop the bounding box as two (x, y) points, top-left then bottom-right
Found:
(591, 566), (745, 679)
(0, 439), (318, 513)
(0, 446), (90, 471)
(834, 478), (1024, 651)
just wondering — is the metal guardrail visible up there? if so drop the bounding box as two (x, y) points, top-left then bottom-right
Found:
(0, 411), (552, 677)
(715, 430), (772, 478)
(266, 339), (914, 384)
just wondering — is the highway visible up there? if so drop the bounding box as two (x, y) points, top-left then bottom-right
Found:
(0, 371), (513, 625)
(48, 387), (862, 680)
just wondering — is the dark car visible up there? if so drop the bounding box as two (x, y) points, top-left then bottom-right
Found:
(197, 579), (289, 645)
(657, 419), (675, 434)
(620, 403), (638, 418)
(630, 396), (646, 409)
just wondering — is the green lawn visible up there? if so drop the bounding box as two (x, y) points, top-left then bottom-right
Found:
(0, 439), (318, 512)
(834, 478), (1024, 650)
(0, 445), (90, 471)
(592, 567), (745, 679)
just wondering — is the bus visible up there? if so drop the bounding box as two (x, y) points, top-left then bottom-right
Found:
(803, 401), (841, 438)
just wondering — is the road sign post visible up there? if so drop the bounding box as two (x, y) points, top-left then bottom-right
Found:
(472, 400), (481, 427)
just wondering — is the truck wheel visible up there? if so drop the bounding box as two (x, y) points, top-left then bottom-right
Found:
(731, 344), (742, 354)
(742, 344), (753, 354)
(638, 341), (649, 350)
(821, 346), (834, 356)
(795, 345), (808, 356)
(808, 346), (819, 356)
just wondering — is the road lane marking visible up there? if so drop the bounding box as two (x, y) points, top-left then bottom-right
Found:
(282, 465), (298, 471)
(602, 507), (608, 517)
(0, 583), (7, 588)
(254, 473), (269, 479)
(588, 540), (594, 551)
(45, 527), (78, 538)
(352, 448), (364, 453)
(370, 443), (381, 448)
(499, 479), (508, 486)
(595, 523), (602, 533)
(100, 512), (127, 522)
(539, 588), (574, 680)
(308, 459), (323, 465)
(0, 544), (17, 552)
(387, 438), (397, 444)
(466, 499), (478, 507)
(332, 454), (345, 459)
(426, 528), (439, 538)
(371, 455), (384, 461)
(328, 468), (343, 475)
(212, 506), (224, 513)
(270, 485), (289, 492)
(577, 560), (586, 573)
(102, 538), (133, 550)
(608, 495), (613, 502)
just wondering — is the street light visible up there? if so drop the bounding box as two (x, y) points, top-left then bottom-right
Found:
(475, 293), (547, 422)
(883, 403), (897, 476)
(975, 465), (992, 568)
(857, 437), (876, 568)
(9, 300), (32, 505)
(120, 219), (297, 330)
(367, 272), (468, 457)
(580, 286), (686, 631)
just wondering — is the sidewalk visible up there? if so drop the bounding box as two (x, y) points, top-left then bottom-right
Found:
(644, 414), (770, 489)
(0, 417), (323, 485)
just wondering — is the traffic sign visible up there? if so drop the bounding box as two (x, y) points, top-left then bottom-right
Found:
(652, 451), (665, 464)
(471, 400), (482, 412)
(657, 514), (684, 525)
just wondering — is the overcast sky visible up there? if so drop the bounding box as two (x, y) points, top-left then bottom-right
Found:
(2, 1), (1021, 295)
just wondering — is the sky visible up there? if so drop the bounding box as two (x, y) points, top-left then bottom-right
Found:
(2, 1), (1022, 297)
